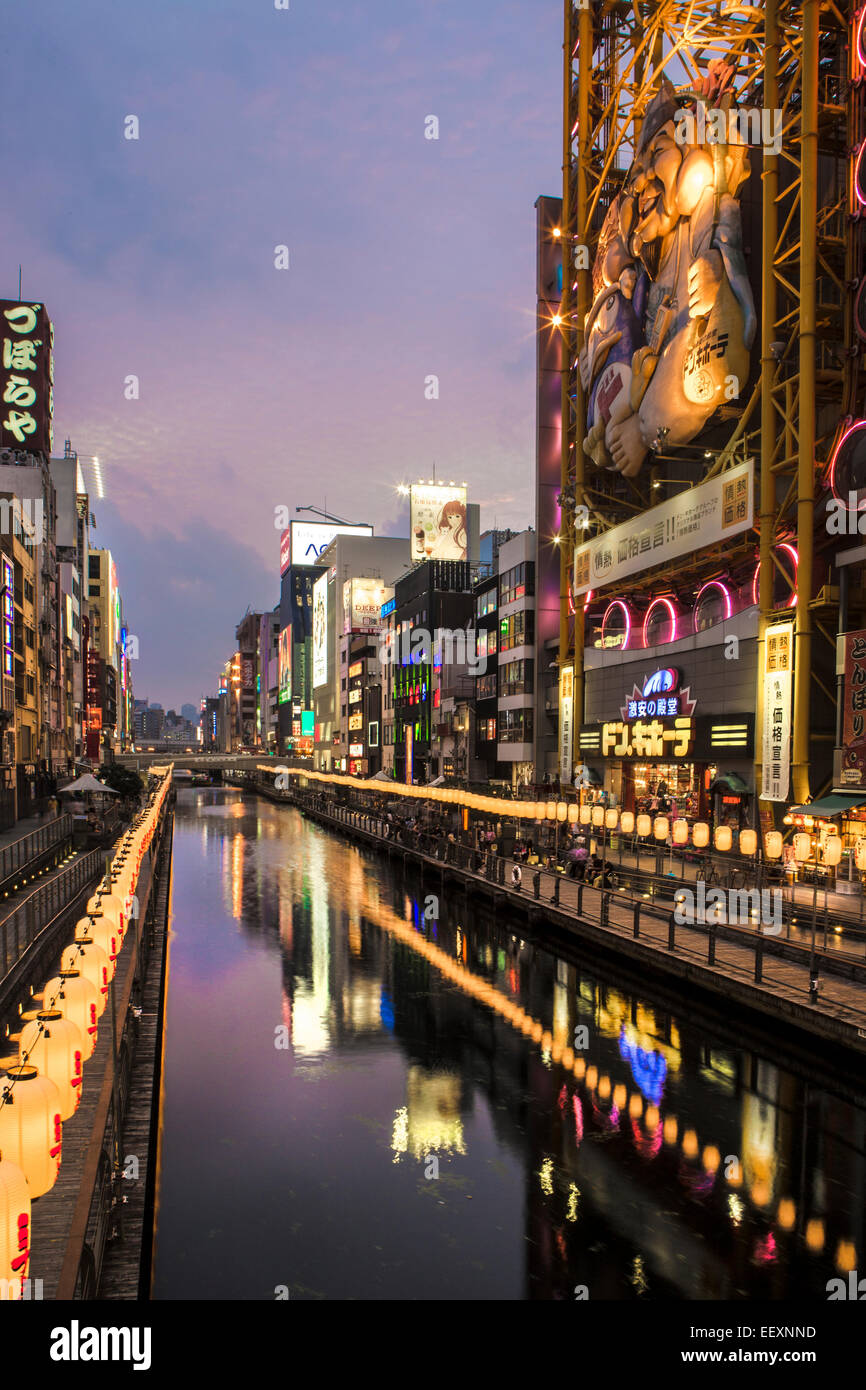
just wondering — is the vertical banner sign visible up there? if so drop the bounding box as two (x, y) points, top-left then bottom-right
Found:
(278, 628), (292, 705)
(559, 665), (574, 785)
(761, 622), (793, 801)
(405, 725), (413, 784)
(0, 300), (53, 454)
(841, 628), (866, 784)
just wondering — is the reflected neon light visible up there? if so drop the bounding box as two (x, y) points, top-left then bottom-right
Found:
(601, 599), (631, 650)
(642, 597), (678, 648)
(751, 543), (798, 609)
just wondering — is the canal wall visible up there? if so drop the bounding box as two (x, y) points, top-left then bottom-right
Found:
(227, 775), (866, 1064)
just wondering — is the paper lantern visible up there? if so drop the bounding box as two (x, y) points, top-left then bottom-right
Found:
(546, 802), (557, 821)
(557, 802), (568, 823)
(63, 935), (113, 997)
(673, 818), (688, 845)
(692, 821), (710, 848)
(591, 805), (604, 827)
(75, 914), (120, 967)
(42, 972), (99, 1060)
(620, 811), (634, 835)
(17, 1012), (83, 1121)
(636, 814), (651, 838)
(823, 835), (843, 867)
(793, 832), (812, 862)
(855, 837), (866, 870)
(535, 802), (547, 821)
(605, 808), (618, 830)
(567, 804), (579, 823)
(579, 805), (591, 825)
(714, 825), (733, 852)
(652, 815), (668, 841)
(764, 831), (783, 860)
(86, 892), (126, 935)
(739, 828), (758, 856)
(0, 1156), (30, 1299)
(0, 1066), (62, 1198)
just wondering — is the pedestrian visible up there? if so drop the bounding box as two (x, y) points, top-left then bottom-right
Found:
(511, 863), (522, 890)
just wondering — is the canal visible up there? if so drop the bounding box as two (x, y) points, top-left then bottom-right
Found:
(151, 788), (866, 1301)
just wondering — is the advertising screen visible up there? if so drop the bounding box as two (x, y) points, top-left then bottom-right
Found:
(312, 572), (329, 688)
(278, 627), (292, 705)
(409, 484), (468, 564)
(290, 520), (373, 568)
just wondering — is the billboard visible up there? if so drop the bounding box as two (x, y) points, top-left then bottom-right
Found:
(841, 629), (866, 785)
(290, 520), (372, 568)
(343, 579), (393, 635)
(278, 627), (292, 705)
(279, 528), (291, 576)
(312, 572), (329, 688)
(409, 484), (468, 564)
(573, 460), (754, 596)
(760, 622), (793, 802)
(0, 300), (54, 455)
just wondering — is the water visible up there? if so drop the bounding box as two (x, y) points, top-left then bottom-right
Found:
(151, 788), (866, 1301)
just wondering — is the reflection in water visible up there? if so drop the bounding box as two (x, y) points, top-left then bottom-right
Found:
(152, 789), (866, 1301)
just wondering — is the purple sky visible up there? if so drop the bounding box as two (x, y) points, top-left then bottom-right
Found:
(2, 0), (561, 709)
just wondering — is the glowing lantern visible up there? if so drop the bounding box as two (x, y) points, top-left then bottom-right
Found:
(714, 825), (732, 852)
(793, 832), (812, 862)
(764, 831), (783, 860)
(546, 802), (557, 821)
(739, 828), (757, 856)
(62, 936), (112, 1000)
(620, 811), (634, 835)
(692, 821), (710, 848)
(672, 819), (688, 845)
(567, 804), (579, 824)
(42, 972), (99, 1060)
(579, 805), (591, 825)
(0, 1066), (63, 1198)
(605, 808), (618, 830)
(556, 802), (568, 823)
(75, 915), (120, 966)
(534, 802), (547, 821)
(654, 816), (669, 841)
(856, 837), (866, 871)
(591, 805), (604, 827)
(823, 835), (843, 867)
(17, 1012), (83, 1121)
(636, 814), (651, 838)
(86, 893), (125, 935)
(0, 1156), (30, 1299)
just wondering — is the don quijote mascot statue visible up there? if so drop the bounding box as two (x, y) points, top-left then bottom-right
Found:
(580, 61), (757, 479)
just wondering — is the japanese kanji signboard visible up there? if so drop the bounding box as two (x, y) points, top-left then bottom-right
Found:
(760, 621), (793, 802)
(841, 628), (866, 785)
(0, 300), (53, 455)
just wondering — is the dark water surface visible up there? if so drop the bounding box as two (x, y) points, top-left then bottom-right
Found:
(151, 789), (866, 1300)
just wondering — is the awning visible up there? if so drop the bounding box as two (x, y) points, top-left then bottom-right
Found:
(710, 772), (751, 795)
(790, 793), (866, 816)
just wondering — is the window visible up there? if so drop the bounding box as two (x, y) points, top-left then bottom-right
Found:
(499, 610), (534, 653)
(499, 562), (535, 607)
(476, 588), (497, 618)
(500, 658), (534, 696)
(89, 584), (100, 597)
(478, 717), (496, 742)
(499, 708), (533, 743)
(476, 673), (497, 700)
(88, 555), (100, 578)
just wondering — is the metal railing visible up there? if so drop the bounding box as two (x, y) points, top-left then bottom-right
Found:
(0, 813), (71, 889)
(0, 848), (102, 981)
(296, 793), (866, 1024)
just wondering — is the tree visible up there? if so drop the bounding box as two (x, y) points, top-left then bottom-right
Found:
(98, 765), (143, 800)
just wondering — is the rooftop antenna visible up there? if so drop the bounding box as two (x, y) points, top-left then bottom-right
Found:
(17, 266), (21, 301)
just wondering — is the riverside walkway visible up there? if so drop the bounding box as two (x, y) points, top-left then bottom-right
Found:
(289, 788), (866, 1059)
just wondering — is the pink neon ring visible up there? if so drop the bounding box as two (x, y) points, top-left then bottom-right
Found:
(642, 597), (678, 648)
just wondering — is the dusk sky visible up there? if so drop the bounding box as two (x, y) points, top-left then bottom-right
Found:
(3, 0), (562, 710)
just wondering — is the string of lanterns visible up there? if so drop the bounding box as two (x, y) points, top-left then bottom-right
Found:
(0, 765), (173, 1299)
(267, 769), (845, 864)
